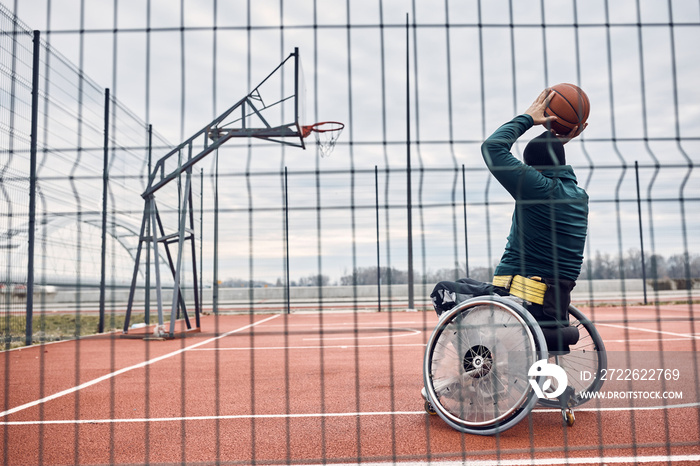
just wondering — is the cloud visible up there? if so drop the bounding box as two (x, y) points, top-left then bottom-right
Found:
(4, 0), (699, 284)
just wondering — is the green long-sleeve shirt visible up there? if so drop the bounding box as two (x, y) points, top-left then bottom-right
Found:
(481, 114), (588, 281)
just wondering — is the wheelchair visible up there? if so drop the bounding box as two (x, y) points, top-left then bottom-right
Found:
(423, 294), (606, 435)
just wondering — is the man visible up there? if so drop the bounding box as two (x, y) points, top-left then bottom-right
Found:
(481, 89), (588, 350)
(423, 89), (588, 412)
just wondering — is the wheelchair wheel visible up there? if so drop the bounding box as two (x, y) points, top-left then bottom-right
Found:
(538, 305), (607, 408)
(423, 296), (548, 435)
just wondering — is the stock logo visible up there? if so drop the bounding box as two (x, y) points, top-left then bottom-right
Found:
(528, 359), (568, 399)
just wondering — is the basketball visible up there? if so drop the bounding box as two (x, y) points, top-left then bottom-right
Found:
(545, 83), (590, 135)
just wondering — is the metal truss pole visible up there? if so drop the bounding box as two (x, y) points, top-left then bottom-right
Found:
(123, 49), (305, 335)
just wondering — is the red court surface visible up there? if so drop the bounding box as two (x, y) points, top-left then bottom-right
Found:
(1, 304), (699, 465)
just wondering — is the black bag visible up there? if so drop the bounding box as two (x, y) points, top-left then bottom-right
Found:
(525, 278), (576, 326)
(430, 277), (509, 316)
(524, 278), (579, 352)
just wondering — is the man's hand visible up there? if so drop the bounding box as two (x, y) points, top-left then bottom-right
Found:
(524, 89), (558, 127)
(550, 122), (588, 145)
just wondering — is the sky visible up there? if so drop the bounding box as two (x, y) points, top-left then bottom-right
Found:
(2, 0), (699, 286)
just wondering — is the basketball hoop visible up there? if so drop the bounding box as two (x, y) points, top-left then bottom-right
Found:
(302, 121), (344, 157)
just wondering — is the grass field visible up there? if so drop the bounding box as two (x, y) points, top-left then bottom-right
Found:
(1, 313), (148, 348)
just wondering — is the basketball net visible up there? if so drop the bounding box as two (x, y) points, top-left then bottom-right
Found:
(302, 121), (344, 157)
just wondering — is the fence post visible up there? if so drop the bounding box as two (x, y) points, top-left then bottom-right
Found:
(284, 167), (290, 314)
(375, 166), (381, 312)
(145, 124), (152, 325)
(462, 164), (469, 278)
(25, 30), (41, 346)
(405, 13), (415, 311)
(634, 161), (648, 304)
(200, 167), (203, 314)
(213, 150), (219, 315)
(98, 89), (110, 333)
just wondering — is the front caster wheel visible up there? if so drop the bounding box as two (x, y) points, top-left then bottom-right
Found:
(563, 408), (575, 427)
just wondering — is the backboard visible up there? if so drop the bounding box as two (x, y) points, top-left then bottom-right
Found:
(295, 49), (308, 149)
(205, 47), (309, 149)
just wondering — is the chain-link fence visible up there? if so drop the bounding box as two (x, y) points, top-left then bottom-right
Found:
(1, 1), (699, 464)
(1, 3), (202, 347)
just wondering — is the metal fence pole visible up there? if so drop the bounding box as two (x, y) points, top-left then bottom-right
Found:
(634, 161), (648, 305)
(284, 167), (290, 314)
(200, 167), (203, 314)
(462, 164), (469, 278)
(25, 30), (41, 346)
(145, 124), (152, 325)
(213, 150), (219, 315)
(98, 89), (110, 333)
(405, 14), (415, 311)
(375, 165), (381, 312)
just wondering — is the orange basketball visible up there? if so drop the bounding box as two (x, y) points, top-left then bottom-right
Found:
(545, 83), (590, 135)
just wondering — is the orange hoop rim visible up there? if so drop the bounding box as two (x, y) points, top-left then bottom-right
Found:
(301, 121), (345, 138)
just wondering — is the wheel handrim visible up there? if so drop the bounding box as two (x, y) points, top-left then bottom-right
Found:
(427, 301), (538, 427)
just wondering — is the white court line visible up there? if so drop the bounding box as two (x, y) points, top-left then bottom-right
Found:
(190, 343), (427, 351)
(262, 321), (426, 329)
(2, 401), (699, 426)
(294, 455), (700, 466)
(303, 327), (422, 341)
(0, 314), (280, 419)
(597, 322), (700, 340)
(190, 336), (695, 349)
(604, 337), (694, 343)
(536, 401), (700, 413)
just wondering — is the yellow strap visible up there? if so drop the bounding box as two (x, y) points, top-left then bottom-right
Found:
(492, 275), (512, 289)
(493, 275), (547, 305)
